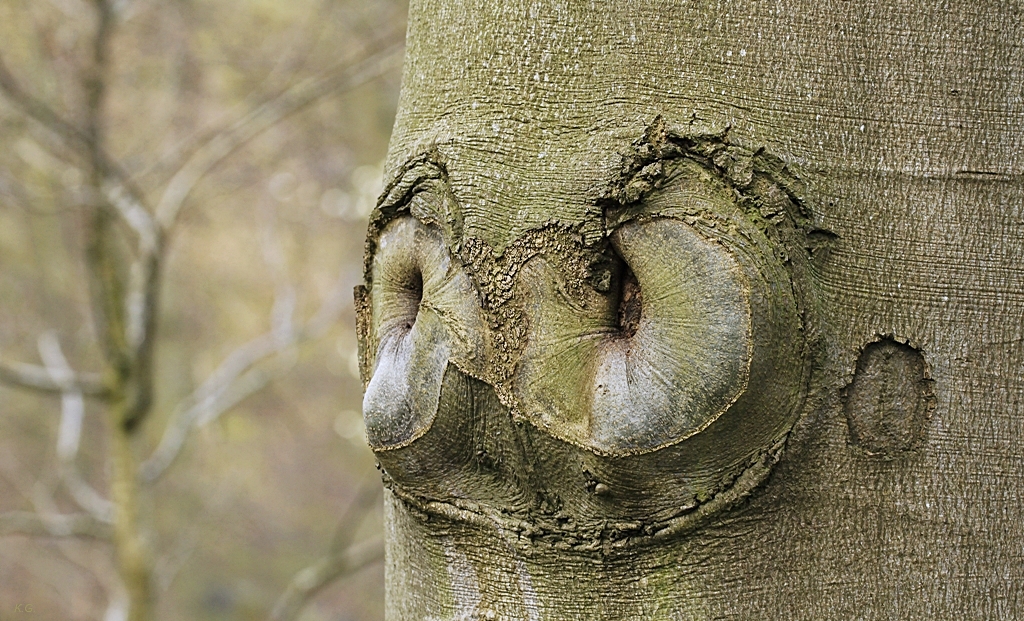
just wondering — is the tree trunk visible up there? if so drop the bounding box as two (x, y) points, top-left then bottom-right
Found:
(358, 0), (1024, 618)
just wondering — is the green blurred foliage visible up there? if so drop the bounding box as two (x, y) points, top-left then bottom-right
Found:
(0, 0), (406, 619)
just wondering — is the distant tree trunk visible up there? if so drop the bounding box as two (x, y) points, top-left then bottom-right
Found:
(358, 0), (1024, 618)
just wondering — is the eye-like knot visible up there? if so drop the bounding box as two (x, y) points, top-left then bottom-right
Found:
(361, 217), (487, 449)
(514, 217), (754, 454)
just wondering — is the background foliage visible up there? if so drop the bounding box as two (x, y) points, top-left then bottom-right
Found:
(0, 0), (406, 619)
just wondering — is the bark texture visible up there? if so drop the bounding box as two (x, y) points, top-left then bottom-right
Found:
(360, 0), (1024, 618)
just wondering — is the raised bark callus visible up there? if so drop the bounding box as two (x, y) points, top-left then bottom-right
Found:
(516, 217), (754, 454)
(515, 191), (805, 458)
(360, 138), (814, 616)
(363, 216), (489, 448)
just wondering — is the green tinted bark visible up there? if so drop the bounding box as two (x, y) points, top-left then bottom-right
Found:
(362, 0), (1024, 618)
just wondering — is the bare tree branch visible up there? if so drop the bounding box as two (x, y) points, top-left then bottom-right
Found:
(0, 510), (113, 539)
(66, 0), (157, 433)
(105, 180), (158, 253)
(139, 284), (350, 482)
(154, 42), (404, 230)
(0, 167), (74, 216)
(120, 242), (163, 430)
(112, 41), (401, 436)
(29, 333), (117, 523)
(79, 0), (138, 390)
(0, 461), (107, 543)
(1, 8), (158, 619)
(0, 356), (108, 397)
(140, 227), (352, 482)
(61, 468), (114, 524)
(0, 20), (159, 413)
(37, 332), (86, 462)
(269, 536), (384, 621)
(0, 56), (92, 155)
(138, 332), (289, 482)
(270, 480), (384, 621)
(0, 54), (151, 216)
(42, 530), (130, 621)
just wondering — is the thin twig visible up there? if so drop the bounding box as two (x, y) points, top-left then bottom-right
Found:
(62, 468), (115, 524)
(138, 332), (288, 482)
(0, 53), (151, 216)
(38, 332), (85, 462)
(269, 480), (384, 621)
(105, 180), (158, 253)
(1, 12), (158, 412)
(0, 356), (108, 397)
(154, 42), (403, 230)
(0, 510), (113, 539)
(36, 332), (116, 523)
(120, 236), (163, 430)
(140, 254), (351, 483)
(269, 537), (384, 621)
(119, 45), (401, 434)
(45, 531), (129, 621)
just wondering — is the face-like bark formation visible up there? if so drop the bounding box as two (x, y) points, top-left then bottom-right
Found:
(357, 0), (1024, 618)
(361, 127), (815, 616)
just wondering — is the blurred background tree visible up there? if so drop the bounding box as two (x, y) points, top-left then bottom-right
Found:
(0, 0), (406, 619)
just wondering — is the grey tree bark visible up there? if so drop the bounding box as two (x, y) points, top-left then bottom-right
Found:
(358, 0), (1024, 618)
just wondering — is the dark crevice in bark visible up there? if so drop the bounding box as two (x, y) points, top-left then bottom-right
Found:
(615, 261), (642, 339)
(403, 269), (423, 331)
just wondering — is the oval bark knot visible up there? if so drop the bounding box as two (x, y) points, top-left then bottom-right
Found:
(362, 216), (488, 449)
(515, 217), (753, 454)
(843, 337), (935, 458)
